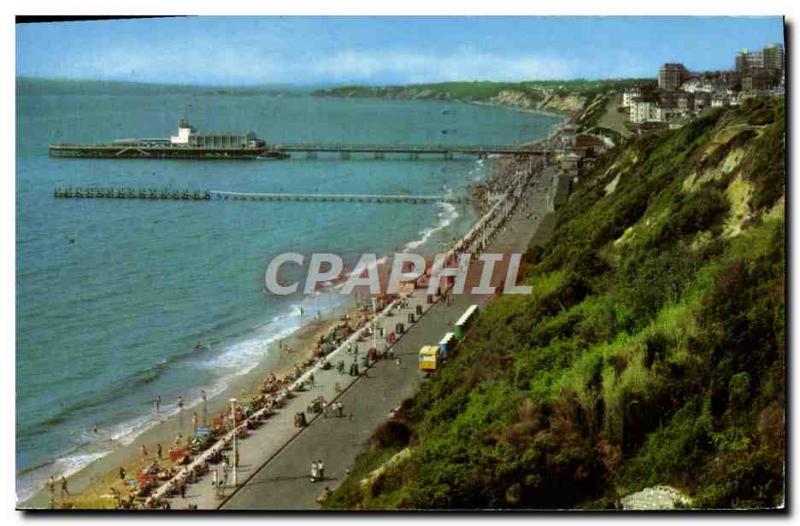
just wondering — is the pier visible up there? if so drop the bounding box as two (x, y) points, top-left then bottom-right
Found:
(52, 187), (469, 205)
(271, 143), (549, 160)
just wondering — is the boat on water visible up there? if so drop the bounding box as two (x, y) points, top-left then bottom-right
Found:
(48, 119), (289, 160)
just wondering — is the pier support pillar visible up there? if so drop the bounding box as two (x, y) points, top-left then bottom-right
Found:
(340, 151), (350, 160)
(374, 151), (385, 160)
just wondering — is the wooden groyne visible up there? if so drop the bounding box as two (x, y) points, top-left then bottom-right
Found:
(54, 187), (212, 200)
(53, 187), (468, 205)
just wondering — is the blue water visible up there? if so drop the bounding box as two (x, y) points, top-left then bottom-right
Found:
(16, 89), (561, 499)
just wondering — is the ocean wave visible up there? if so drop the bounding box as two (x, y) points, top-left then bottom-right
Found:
(402, 201), (460, 252)
(16, 296), (346, 503)
(17, 351), (196, 440)
(16, 450), (109, 505)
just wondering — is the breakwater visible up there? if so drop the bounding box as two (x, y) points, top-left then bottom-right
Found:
(53, 187), (469, 205)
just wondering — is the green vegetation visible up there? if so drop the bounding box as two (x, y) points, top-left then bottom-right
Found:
(314, 79), (647, 100)
(325, 98), (785, 510)
(315, 79), (647, 143)
(314, 79), (647, 113)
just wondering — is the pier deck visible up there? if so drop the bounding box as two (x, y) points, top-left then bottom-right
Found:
(272, 143), (548, 159)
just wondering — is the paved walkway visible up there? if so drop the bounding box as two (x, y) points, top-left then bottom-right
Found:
(219, 170), (553, 510)
(164, 288), (436, 509)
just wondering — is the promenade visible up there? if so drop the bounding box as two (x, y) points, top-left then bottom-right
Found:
(207, 165), (556, 510)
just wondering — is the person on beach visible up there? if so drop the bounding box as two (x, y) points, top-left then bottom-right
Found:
(119, 466), (126, 480)
(317, 486), (332, 504)
(60, 476), (70, 500)
(192, 412), (198, 432)
(201, 390), (207, 403)
(141, 444), (148, 458)
(154, 396), (161, 414)
(47, 476), (55, 506)
(157, 443), (163, 459)
(177, 396), (184, 411)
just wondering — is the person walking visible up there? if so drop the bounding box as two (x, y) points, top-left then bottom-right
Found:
(60, 476), (70, 500)
(310, 460), (318, 483)
(154, 395), (161, 414)
(309, 372), (315, 387)
(47, 477), (56, 508)
(140, 444), (148, 458)
(317, 460), (325, 482)
(119, 466), (126, 480)
(192, 412), (198, 432)
(157, 443), (163, 460)
(177, 396), (184, 411)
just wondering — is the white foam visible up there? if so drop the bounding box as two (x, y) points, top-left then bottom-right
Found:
(402, 201), (460, 252)
(16, 450), (109, 505)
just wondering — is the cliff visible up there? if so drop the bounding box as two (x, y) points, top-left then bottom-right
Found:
(325, 98), (786, 510)
(314, 80), (644, 140)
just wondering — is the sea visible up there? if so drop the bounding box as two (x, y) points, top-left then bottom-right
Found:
(15, 84), (562, 500)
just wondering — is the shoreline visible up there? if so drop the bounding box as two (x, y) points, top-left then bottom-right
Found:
(18, 158), (487, 510)
(311, 90), (574, 121)
(468, 99), (572, 120)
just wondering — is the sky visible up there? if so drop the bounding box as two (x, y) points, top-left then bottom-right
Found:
(16, 16), (785, 86)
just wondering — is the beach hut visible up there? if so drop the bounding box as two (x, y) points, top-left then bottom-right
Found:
(453, 304), (479, 339)
(439, 332), (455, 358)
(418, 345), (440, 372)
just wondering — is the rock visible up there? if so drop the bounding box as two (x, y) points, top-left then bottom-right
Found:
(620, 485), (692, 510)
